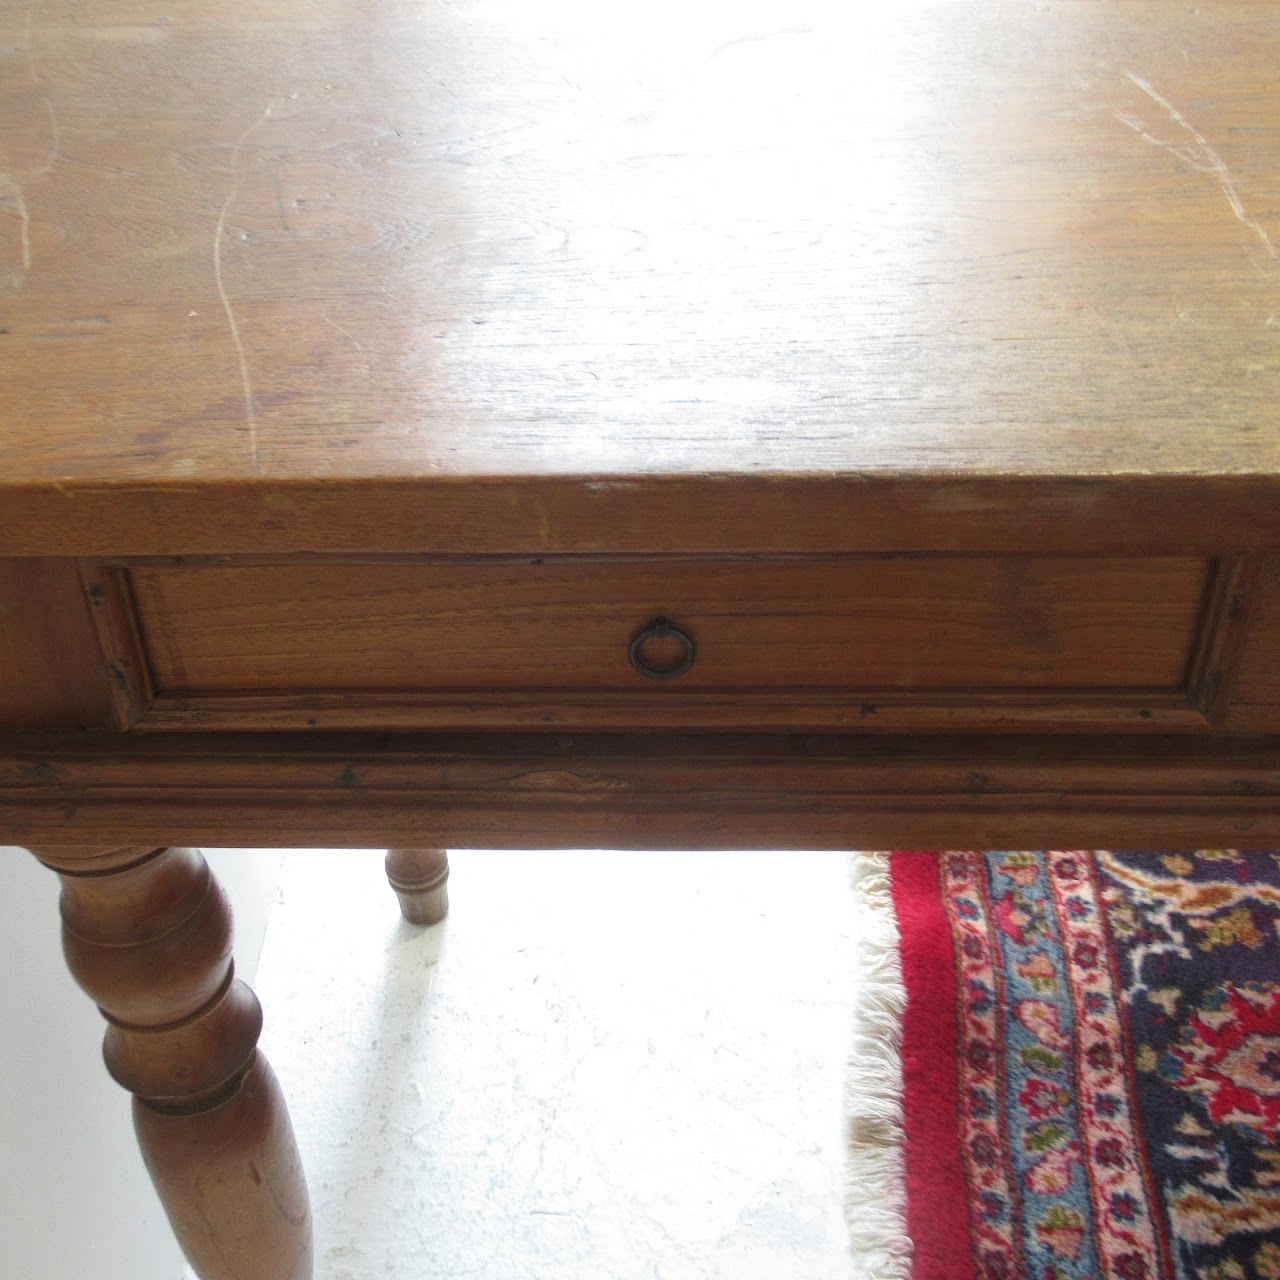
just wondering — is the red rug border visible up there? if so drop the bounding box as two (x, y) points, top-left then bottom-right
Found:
(890, 851), (975, 1280)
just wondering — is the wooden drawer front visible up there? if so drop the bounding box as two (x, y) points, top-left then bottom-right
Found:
(0, 559), (118, 732)
(90, 555), (1243, 732)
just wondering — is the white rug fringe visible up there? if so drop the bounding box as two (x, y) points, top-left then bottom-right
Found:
(846, 852), (913, 1279)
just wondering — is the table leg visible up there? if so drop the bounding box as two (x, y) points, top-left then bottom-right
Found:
(384, 847), (450, 925)
(29, 845), (312, 1280)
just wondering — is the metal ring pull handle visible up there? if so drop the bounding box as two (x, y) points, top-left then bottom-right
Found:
(628, 617), (696, 680)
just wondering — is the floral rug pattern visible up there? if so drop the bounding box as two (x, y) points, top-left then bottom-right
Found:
(908, 850), (1280, 1280)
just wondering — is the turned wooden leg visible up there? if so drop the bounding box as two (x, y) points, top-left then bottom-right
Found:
(30, 846), (312, 1280)
(385, 847), (450, 925)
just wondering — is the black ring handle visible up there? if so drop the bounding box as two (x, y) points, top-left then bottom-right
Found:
(628, 617), (696, 680)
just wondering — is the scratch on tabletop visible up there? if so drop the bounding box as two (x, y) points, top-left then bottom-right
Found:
(214, 102), (275, 472)
(22, 8), (60, 175)
(1117, 71), (1277, 262)
(48, 481), (200, 498)
(709, 26), (812, 59)
(33, 98), (61, 177)
(1, 12), (60, 282)
(323, 314), (363, 350)
(0, 178), (32, 272)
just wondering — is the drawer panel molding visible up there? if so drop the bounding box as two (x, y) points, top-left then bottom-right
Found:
(80, 554), (1257, 733)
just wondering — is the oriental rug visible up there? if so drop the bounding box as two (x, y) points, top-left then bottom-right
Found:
(855, 850), (1280, 1280)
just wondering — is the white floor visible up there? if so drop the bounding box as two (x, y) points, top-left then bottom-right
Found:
(224, 848), (864, 1280)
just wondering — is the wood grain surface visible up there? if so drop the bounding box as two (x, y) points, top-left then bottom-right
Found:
(76, 552), (1218, 732)
(1229, 553), (1280, 731)
(7, 11), (1280, 1277)
(128, 556), (1209, 692)
(0, 558), (116, 729)
(2, 1), (1278, 554)
(5, 731), (1279, 849)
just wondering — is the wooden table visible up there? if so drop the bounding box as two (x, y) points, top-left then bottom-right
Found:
(4, 2), (1280, 1276)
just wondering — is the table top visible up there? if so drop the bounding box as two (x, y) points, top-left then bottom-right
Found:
(2, 0), (1279, 555)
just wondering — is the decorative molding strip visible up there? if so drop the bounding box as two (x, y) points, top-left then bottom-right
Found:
(4, 731), (1279, 849)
